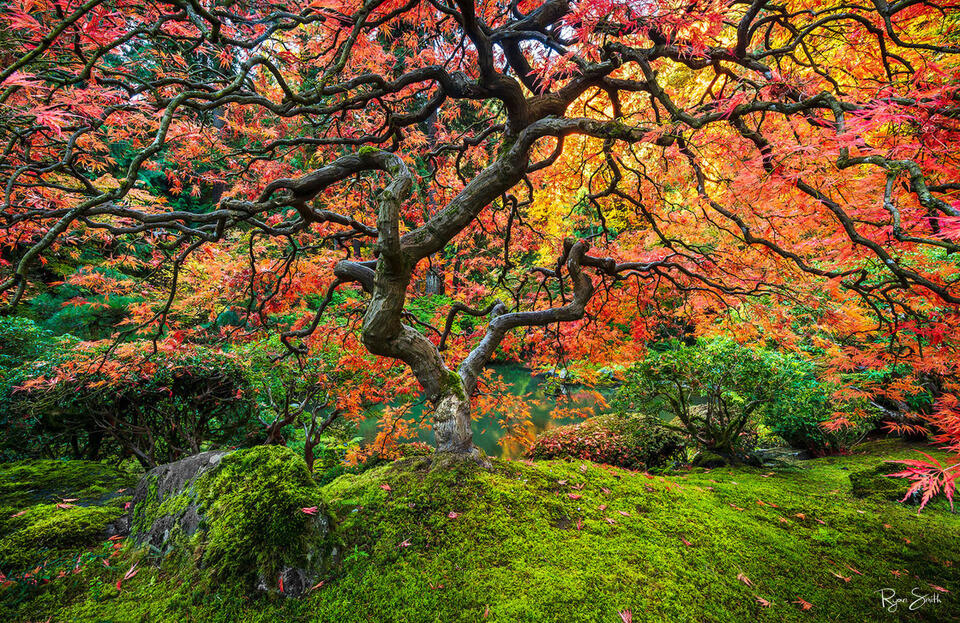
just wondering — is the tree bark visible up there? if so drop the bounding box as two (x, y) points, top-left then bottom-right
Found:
(332, 150), (487, 459)
(433, 389), (475, 455)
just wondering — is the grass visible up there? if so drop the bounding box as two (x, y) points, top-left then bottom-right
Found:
(0, 438), (958, 622)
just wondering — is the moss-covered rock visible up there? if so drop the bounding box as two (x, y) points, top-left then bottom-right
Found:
(128, 450), (229, 550)
(128, 446), (336, 596)
(849, 462), (912, 502)
(691, 450), (729, 468)
(526, 412), (687, 469)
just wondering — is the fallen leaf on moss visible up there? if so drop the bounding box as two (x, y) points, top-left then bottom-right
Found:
(116, 564), (138, 591)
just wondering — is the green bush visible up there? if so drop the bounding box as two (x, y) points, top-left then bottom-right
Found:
(1, 318), (258, 466)
(614, 338), (796, 461)
(762, 364), (875, 454)
(0, 317), (78, 461)
(0, 316), (76, 371)
(617, 338), (875, 460)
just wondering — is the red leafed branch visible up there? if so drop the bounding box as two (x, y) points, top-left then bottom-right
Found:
(886, 451), (959, 512)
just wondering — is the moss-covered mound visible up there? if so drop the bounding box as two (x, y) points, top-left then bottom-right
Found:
(1, 440), (959, 622)
(0, 460), (136, 573)
(129, 445), (335, 595)
(0, 459), (135, 508)
(526, 412), (686, 469)
(691, 449), (730, 467)
(849, 462), (911, 501)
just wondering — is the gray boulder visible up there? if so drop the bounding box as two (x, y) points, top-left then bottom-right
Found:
(126, 445), (336, 596)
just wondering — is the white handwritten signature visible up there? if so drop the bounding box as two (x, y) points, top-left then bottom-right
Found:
(877, 588), (943, 612)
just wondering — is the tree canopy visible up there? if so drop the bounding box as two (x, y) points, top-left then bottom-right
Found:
(1, 0), (959, 492)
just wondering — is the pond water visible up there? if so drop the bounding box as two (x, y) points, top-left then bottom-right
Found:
(360, 364), (613, 458)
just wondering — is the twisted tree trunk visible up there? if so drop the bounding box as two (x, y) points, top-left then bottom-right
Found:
(286, 137), (617, 461)
(331, 150), (485, 459)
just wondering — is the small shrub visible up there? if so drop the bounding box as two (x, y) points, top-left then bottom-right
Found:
(762, 360), (876, 454)
(526, 413), (686, 470)
(614, 338), (792, 461)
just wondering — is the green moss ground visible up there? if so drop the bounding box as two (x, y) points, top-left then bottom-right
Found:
(1, 439), (958, 622)
(0, 459), (137, 508)
(0, 460), (137, 575)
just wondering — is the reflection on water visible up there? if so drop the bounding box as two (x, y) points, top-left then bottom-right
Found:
(360, 364), (612, 458)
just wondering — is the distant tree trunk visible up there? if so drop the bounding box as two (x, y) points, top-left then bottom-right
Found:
(303, 409), (340, 472)
(87, 430), (103, 460)
(424, 269), (444, 296)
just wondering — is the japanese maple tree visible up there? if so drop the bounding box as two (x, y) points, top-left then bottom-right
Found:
(1, 0), (959, 486)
